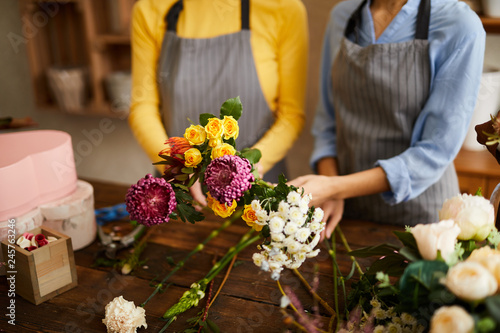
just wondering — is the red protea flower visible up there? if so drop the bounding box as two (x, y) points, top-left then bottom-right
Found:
(159, 137), (192, 162)
(125, 174), (177, 226)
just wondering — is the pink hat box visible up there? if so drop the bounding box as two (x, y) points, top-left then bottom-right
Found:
(0, 130), (77, 221)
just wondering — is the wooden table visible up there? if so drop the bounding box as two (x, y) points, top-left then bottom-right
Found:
(0, 180), (401, 333)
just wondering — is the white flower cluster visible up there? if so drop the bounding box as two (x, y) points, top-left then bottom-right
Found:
(369, 298), (425, 333)
(251, 191), (325, 280)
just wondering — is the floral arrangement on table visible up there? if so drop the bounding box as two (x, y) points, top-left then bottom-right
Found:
(337, 191), (500, 333)
(102, 97), (325, 332)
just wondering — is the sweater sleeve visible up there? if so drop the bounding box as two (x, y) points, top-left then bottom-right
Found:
(128, 1), (167, 172)
(252, 0), (308, 174)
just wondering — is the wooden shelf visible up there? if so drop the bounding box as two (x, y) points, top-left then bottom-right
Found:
(19, 0), (136, 118)
(481, 16), (500, 33)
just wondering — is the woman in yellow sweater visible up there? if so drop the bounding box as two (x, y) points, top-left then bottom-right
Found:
(129, 0), (308, 205)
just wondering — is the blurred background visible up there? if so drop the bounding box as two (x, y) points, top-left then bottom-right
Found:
(1, 0), (500, 187)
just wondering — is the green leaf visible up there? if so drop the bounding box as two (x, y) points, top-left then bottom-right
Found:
(239, 148), (262, 165)
(486, 295), (500, 324)
(200, 113), (217, 127)
(166, 256), (175, 267)
(398, 260), (449, 310)
(477, 317), (497, 332)
(398, 246), (421, 262)
(261, 225), (270, 238)
(206, 319), (221, 333)
(348, 243), (400, 258)
(393, 230), (418, 249)
(182, 167), (194, 174)
(365, 253), (407, 276)
(220, 96), (242, 120)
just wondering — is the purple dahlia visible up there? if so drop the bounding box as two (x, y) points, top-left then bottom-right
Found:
(125, 174), (177, 226)
(204, 155), (254, 205)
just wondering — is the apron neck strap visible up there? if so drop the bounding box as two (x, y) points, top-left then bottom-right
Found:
(345, 0), (430, 41)
(165, 0), (250, 32)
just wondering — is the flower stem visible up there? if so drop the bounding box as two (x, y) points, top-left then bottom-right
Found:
(336, 227), (363, 275)
(292, 269), (336, 316)
(255, 179), (274, 189)
(162, 229), (260, 319)
(140, 210), (242, 307)
(158, 316), (176, 333)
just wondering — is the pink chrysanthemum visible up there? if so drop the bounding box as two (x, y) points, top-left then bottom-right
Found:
(126, 174), (177, 226)
(204, 155), (254, 205)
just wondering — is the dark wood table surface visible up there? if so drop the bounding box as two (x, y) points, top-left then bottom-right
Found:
(0, 179), (402, 333)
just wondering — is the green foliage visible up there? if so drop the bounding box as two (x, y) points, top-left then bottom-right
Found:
(199, 113), (217, 127)
(220, 96), (243, 120)
(239, 147), (262, 165)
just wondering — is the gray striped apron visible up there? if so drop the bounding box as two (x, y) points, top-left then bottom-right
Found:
(157, 0), (287, 182)
(332, 0), (459, 226)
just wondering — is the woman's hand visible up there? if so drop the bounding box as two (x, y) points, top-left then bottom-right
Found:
(288, 174), (335, 207)
(319, 199), (344, 241)
(189, 180), (207, 210)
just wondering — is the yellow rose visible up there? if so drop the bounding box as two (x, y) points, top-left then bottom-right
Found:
(205, 117), (224, 140)
(242, 205), (263, 231)
(184, 125), (206, 145)
(208, 138), (221, 148)
(222, 116), (239, 140)
(211, 143), (236, 160)
(184, 148), (202, 167)
(211, 198), (237, 218)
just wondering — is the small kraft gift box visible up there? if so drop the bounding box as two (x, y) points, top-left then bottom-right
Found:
(1, 226), (78, 305)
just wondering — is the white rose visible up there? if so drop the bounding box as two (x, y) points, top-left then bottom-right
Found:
(269, 216), (285, 234)
(411, 220), (460, 262)
(430, 306), (474, 333)
(295, 228), (311, 243)
(443, 261), (497, 301)
(313, 208), (324, 222)
(466, 246), (500, 289)
(288, 207), (304, 223)
(102, 296), (147, 333)
(439, 194), (495, 241)
(284, 222), (299, 236)
(287, 191), (301, 205)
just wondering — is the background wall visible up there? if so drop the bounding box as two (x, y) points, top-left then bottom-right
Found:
(1, 0), (499, 186)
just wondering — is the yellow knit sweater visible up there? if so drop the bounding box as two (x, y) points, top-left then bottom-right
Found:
(129, 0), (308, 173)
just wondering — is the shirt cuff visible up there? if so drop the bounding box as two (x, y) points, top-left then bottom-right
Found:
(376, 157), (411, 205)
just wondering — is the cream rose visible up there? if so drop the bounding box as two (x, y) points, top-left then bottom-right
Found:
(411, 220), (461, 262)
(102, 296), (147, 333)
(443, 261), (497, 301)
(211, 143), (236, 160)
(184, 148), (202, 167)
(222, 116), (239, 140)
(439, 194), (495, 241)
(184, 124), (206, 145)
(430, 306), (474, 333)
(467, 246), (500, 290)
(205, 117), (224, 139)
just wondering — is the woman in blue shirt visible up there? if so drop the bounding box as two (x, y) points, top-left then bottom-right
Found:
(289, 0), (485, 239)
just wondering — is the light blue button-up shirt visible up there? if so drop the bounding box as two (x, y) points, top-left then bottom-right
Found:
(310, 0), (485, 204)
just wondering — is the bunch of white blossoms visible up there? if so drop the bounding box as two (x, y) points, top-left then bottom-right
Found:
(251, 191), (325, 280)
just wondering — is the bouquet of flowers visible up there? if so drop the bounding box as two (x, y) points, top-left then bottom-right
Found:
(341, 192), (500, 333)
(103, 97), (325, 332)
